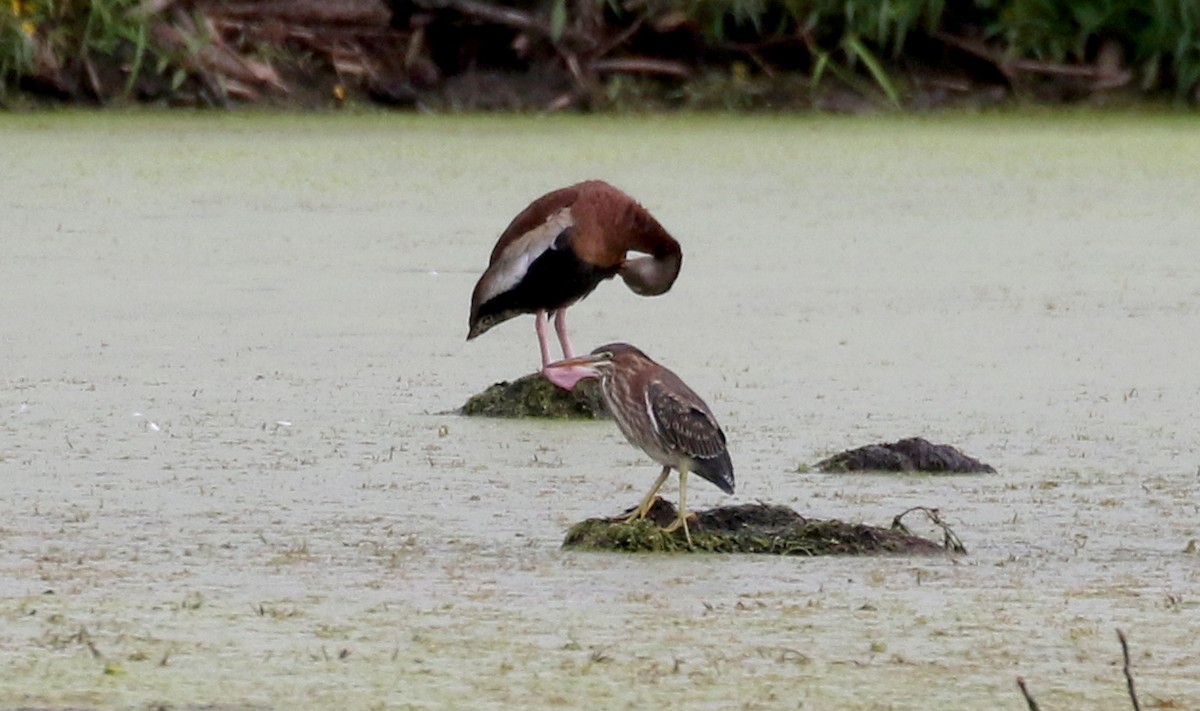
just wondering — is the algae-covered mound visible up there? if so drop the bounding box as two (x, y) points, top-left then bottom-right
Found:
(564, 501), (963, 555)
(817, 437), (996, 474)
(462, 373), (607, 418)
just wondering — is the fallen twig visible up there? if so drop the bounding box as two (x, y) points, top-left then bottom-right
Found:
(935, 32), (1129, 89)
(590, 17), (644, 62)
(1016, 676), (1041, 711)
(590, 57), (689, 78)
(439, 0), (594, 49)
(1018, 628), (1147, 710)
(148, 7), (287, 100)
(1006, 58), (1117, 79)
(83, 56), (103, 99)
(890, 506), (966, 554)
(1117, 629), (1142, 711)
(934, 32), (1003, 67)
(726, 32), (810, 54)
(200, 0), (391, 26)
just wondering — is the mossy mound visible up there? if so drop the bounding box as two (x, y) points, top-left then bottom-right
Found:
(563, 500), (962, 555)
(462, 373), (607, 418)
(817, 437), (996, 474)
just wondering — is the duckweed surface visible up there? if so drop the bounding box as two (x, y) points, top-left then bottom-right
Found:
(1, 113), (1198, 710)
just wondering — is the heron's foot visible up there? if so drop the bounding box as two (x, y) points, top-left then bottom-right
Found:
(662, 513), (694, 547)
(618, 497), (659, 524)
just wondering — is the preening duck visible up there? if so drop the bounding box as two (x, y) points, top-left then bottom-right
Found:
(468, 180), (682, 369)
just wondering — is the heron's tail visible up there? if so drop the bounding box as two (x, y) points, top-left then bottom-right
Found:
(693, 450), (734, 495)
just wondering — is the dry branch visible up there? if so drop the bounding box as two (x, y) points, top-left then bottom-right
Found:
(438, 0), (594, 49)
(591, 16), (644, 60)
(1018, 629), (1147, 710)
(1117, 629), (1142, 711)
(149, 10), (287, 99)
(1016, 677), (1041, 711)
(935, 32), (1130, 90)
(890, 506), (966, 554)
(590, 57), (689, 78)
(199, 0), (391, 27)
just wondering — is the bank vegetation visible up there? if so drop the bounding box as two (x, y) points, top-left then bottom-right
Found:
(3, 0), (1198, 109)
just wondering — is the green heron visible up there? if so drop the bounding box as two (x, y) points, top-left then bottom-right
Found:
(468, 181), (682, 370)
(544, 343), (734, 545)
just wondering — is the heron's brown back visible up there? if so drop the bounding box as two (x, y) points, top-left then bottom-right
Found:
(597, 348), (734, 495)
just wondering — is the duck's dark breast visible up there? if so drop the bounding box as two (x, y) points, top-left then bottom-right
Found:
(474, 242), (620, 327)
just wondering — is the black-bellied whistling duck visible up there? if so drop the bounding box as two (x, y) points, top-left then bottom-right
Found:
(467, 180), (682, 369)
(543, 343), (734, 547)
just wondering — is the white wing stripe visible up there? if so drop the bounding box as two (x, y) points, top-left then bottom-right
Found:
(480, 208), (575, 302)
(644, 385), (664, 441)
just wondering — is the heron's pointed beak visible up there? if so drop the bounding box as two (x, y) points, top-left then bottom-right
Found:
(542, 354), (602, 391)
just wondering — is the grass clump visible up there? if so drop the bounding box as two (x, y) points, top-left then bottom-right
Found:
(564, 501), (960, 555)
(462, 373), (607, 419)
(2, 0), (160, 101)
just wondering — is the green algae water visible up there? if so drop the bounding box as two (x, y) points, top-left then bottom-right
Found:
(1, 112), (1198, 709)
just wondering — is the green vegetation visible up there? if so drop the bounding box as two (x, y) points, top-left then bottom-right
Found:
(563, 502), (964, 555)
(643, 0), (1200, 101)
(2, 0), (157, 100)
(1, 0), (261, 105)
(990, 0), (1200, 97)
(564, 514), (951, 554)
(3, 1), (1198, 106)
(462, 373), (608, 418)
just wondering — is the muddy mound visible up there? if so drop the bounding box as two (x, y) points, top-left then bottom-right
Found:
(817, 437), (996, 474)
(462, 373), (607, 418)
(564, 501), (964, 555)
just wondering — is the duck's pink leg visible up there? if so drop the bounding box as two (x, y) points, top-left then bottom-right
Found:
(553, 308), (575, 359)
(535, 310), (553, 368)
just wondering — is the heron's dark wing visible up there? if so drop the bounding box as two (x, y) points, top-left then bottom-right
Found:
(646, 378), (727, 459)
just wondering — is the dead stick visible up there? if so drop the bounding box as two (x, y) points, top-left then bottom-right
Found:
(198, 0), (390, 26)
(935, 32), (1120, 81)
(590, 17), (643, 61)
(589, 57), (689, 78)
(725, 34), (810, 53)
(1007, 58), (1115, 79)
(441, 0), (592, 48)
(445, 0), (546, 35)
(934, 32), (999, 64)
(1117, 629), (1142, 711)
(891, 506), (966, 554)
(743, 49), (776, 78)
(1015, 676), (1041, 711)
(83, 56), (104, 100)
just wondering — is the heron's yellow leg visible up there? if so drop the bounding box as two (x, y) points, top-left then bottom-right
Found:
(621, 466), (671, 522)
(661, 467), (694, 547)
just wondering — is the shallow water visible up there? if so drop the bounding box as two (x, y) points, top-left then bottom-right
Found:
(1, 112), (1198, 709)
